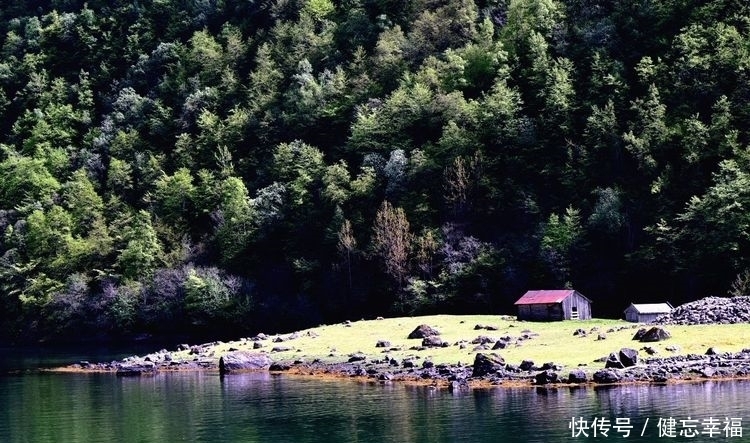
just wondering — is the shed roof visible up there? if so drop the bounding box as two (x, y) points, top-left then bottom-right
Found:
(625, 303), (673, 314)
(514, 290), (588, 305)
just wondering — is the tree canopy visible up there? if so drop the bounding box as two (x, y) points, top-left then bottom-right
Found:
(2, 0), (750, 341)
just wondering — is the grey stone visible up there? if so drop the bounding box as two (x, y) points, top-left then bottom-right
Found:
(219, 351), (273, 374)
(408, 324), (440, 339)
(619, 348), (638, 367)
(593, 369), (621, 384)
(472, 353), (505, 377)
(568, 370), (587, 383)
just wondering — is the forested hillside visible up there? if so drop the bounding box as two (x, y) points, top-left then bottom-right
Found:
(1, 0), (749, 342)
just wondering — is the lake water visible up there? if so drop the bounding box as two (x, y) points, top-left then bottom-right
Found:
(1, 348), (748, 442)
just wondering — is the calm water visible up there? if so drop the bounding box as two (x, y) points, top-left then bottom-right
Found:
(1, 348), (748, 442)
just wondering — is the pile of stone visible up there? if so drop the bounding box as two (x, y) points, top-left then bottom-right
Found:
(654, 296), (750, 325)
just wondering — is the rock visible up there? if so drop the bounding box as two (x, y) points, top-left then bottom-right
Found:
(219, 351), (273, 374)
(519, 360), (535, 371)
(253, 342), (263, 349)
(593, 369), (621, 384)
(403, 359), (416, 368)
(699, 366), (716, 377)
(271, 346), (292, 352)
(177, 344), (190, 351)
(535, 370), (559, 385)
(605, 353), (625, 369)
(269, 363), (291, 371)
(619, 348), (638, 367)
(273, 336), (284, 343)
(642, 346), (657, 355)
(472, 344), (490, 351)
(254, 333), (268, 340)
(474, 324), (485, 330)
(705, 347), (720, 355)
(376, 316), (385, 320)
(597, 333), (607, 340)
(639, 327), (671, 342)
(653, 296), (750, 325)
(407, 324), (440, 339)
(492, 340), (507, 350)
(568, 370), (587, 383)
(389, 358), (399, 366)
(378, 372), (393, 381)
(632, 328), (647, 341)
(116, 361), (156, 376)
(471, 353), (506, 377)
(665, 345), (680, 352)
(189, 346), (202, 355)
(485, 325), (499, 331)
(422, 336), (444, 347)
(348, 353), (367, 362)
(573, 328), (587, 336)
(540, 362), (559, 371)
(471, 336), (496, 345)
(422, 360), (434, 369)
(375, 340), (391, 348)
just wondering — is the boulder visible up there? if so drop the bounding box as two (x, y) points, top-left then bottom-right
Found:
(568, 370), (588, 383)
(519, 360), (535, 371)
(407, 324), (440, 339)
(632, 328), (647, 341)
(271, 346), (292, 352)
(492, 340), (507, 350)
(619, 348), (638, 367)
(219, 351), (273, 375)
(116, 361), (156, 376)
(422, 336), (445, 347)
(605, 353), (625, 369)
(471, 353), (505, 377)
(593, 369), (621, 384)
(639, 327), (671, 342)
(348, 353), (367, 362)
(535, 370), (559, 385)
(705, 347), (720, 355)
(375, 340), (391, 348)
(573, 328), (587, 337)
(471, 336), (496, 345)
(253, 342), (263, 349)
(269, 363), (291, 371)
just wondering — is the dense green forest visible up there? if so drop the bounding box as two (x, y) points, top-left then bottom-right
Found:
(1, 0), (749, 342)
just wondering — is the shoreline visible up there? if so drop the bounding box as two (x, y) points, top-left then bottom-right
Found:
(37, 314), (750, 390)
(46, 350), (750, 390)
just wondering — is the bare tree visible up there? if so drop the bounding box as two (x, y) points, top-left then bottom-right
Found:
(372, 201), (412, 288)
(337, 219), (357, 291)
(415, 228), (439, 279)
(444, 151), (482, 218)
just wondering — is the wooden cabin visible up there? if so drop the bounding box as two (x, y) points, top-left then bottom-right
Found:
(623, 303), (673, 323)
(514, 289), (592, 321)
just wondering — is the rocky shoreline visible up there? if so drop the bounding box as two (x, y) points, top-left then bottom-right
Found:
(52, 297), (750, 388)
(55, 328), (750, 390)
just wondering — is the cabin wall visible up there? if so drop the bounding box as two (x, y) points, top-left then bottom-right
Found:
(517, 303), (564, 321)
(638, 313), (663, 323)
(625, 309), (639, 322)
(561, 292), (592, 320)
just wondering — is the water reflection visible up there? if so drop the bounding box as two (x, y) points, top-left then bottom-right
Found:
(2, 370), (749, 442)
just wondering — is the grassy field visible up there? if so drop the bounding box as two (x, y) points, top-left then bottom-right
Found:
(168, 315), (750, 372)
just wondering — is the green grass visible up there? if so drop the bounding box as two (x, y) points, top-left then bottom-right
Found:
(167, 315), (750, 372)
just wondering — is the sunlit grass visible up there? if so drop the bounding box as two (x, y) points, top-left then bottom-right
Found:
(168, 315), (750, 372)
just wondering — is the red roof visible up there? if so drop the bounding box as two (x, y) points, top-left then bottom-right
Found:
(514, 290), (577, 305)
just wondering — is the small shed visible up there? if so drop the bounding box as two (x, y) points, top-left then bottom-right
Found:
(514, 289), (592, 321)
(624, 303), (673, 323)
